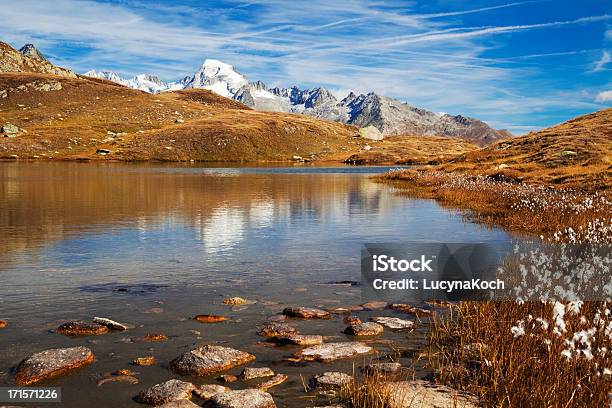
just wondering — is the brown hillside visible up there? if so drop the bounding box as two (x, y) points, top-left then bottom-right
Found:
(0, 72), (371, 161)
(344, 135), (478, 165)
(0, 41), (76, 78)
(433, 108), (611, 189)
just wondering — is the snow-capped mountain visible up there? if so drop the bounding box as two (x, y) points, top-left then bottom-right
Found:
(83, 59), (510, 144)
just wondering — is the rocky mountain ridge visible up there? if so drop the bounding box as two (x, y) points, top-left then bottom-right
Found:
(0, 42), (76, 78)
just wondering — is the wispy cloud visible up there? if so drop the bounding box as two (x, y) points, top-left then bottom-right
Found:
(595, 90), (612, 103)
(592, 50), (611, 72)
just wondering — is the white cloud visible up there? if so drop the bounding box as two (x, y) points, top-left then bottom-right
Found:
(592, 50), (611, 72)
(595, 90), (612, 103)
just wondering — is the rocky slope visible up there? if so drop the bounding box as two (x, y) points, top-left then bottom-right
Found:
(436, 108), (611, 189)
(84, 58), (509, 145)
(0, 42), (76, 78)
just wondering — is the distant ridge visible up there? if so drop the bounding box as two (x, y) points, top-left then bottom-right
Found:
(0, 41), (75, 78)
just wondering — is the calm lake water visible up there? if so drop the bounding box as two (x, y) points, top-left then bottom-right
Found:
(0, 162), (512, 407)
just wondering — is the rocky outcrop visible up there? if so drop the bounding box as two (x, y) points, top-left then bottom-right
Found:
(56, 321), (108, 336)
(209, 389), (276, 408)
(14, 346), (94, 385)
(283, 307), (331, 319)
(138, 379), (196, 406)
(311, 372), (353, 389)
(0, 41), (76, 78)
(296, 342), (373, 362)
(170, 345), (256, 376)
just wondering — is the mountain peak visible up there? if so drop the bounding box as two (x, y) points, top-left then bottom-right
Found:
(18, 43), (47, 61)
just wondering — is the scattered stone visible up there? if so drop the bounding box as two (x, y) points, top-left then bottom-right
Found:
(113, 369), (137, 376)
(56, 321), (108, 336)
(195, 314), (227, 323)
(223, 297), (250, 305)
(344, 322), (384, 336)
(193, 384), (230, 400)
(240, 367), (274, 380)
(1, 123), (20, 134)
(370, 317), (414, 330)
(256, 374), (288, 391)
(343, 316), (362, 325)
(93, 317), (128, 330)
(14, 346), (94, 385)
(258, 322), (298, 338)
(175, 118), (185, 124)
(358, 126), (383, 141)
(217, 374), (238, 383)
(132, 356), (156, 366)
(97, 375), (139, 386)
(364, 362), (402, 374)
(275, 334), (323, 346)
(388, 303), (432, 316)
(170, 345), (256, 376)
(138, 379), (196, 406)
(143, 333), (168, 342)
(385, 380), (479, 408)
(296, 342), (373, 362)
(210, 389), (276, 408)
(0, 319), (6, 328)
(311, 372), (352, 389)
(96, 149), (111, 155)
(157, 400), (201, 408)
(559, 150), (577, 157)
(361, 301), (388, 310)
(283, 307), (331, 319)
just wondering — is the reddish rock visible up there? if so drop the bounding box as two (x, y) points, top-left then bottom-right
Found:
(344, 322), (384, 336)
(195, 314), (227, 323)
(217, 374), (238, 383)
(143, 333), (168, 342)
(312, 372), (352, 389)
(275, 334), (323, 346)
(210, 389), (276, 408)
(138, 379), (195, 405)
(0, 319), (7, 328)
(132, 356), (156, 366)
(343, 315), (362, 325)
(283, 307), (331, 319)
(257, 322), (298, 338)
(361, 301), (388, 310)
(14, 346), (94, 385)
(170, 345), (256, 376)
(193, 384), (230, 400)
(256, 374), (288, 391)
(240, 367), (274, 380)
(57, 321), (108, 336)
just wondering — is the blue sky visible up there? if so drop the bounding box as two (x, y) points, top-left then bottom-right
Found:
(0, 0), (610, 133)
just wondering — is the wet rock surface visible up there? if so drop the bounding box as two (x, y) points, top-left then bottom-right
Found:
(194, 314), (227, 323)
(256, 374), (288, 391)
(344, 322), (384, 336)
(275, 334), (323, 346)
(217, 374), (238, 383)
(0, 319), (6, 328)
(132, 356), (156, 366)
(93, 317), (128, 330)
(258, 322), (298, 338)
(97, 374), (139, 386)
(240, 367), (274, 380)
(283, 307), (331, 319)
(14, 346), (94, 385)
(297, 342), (373, 362)
(370, 317), (414, 330)
(171, 345), (256, 376)
(193, 384), (230, 400)
(312, 372), (352, 389)
(361, 301), (388, 310)
(56, 321), (109, 336)
(385, 380), (480, 408)
(209, 389), (276, 408)
(157, 400), (200, 408)
(223, 297), (251, 305)
(388, 304), (432, 316)
(138, 379), (196, 406)
(364, 362), (402, 374)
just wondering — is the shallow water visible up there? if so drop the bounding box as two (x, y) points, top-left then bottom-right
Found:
(0, 162), (512, 407)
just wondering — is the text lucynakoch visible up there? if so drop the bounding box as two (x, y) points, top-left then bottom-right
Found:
(372, 278), (505, 292)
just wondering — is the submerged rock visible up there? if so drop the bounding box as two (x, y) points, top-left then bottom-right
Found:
(256, 374), (288, 391)
(275, 334), (323, 346)
(223, 297), (251, 305)
(14, 346), (94, 385)
(93, 317), (128, 330)
(138, 379), (195, 406)
(361, 301), (388, 310)
(364, 362), (402, 374)
(57, 321), (109, 336)
(217, 374), (238, 383)
(312, 372), (352, 389)
(193, 384), (230, 400)
(258, 322), (298, 338)
(0, 319), (6, 328)
(142, 333), (168, 342)
(388, 304), (432, 316)
(132, 356), (156, 366)
(385, 380), (479, 408)
(210, 389), (276, 408)
(296, 342), (373, 362)
(370, 317), (414, 330)
(283, 307), (331, 319)
(240, 367), (274, 380)
(170, 345), (256, 376)
(344, 322), (384, 336)
(97, 375), (139, 386)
